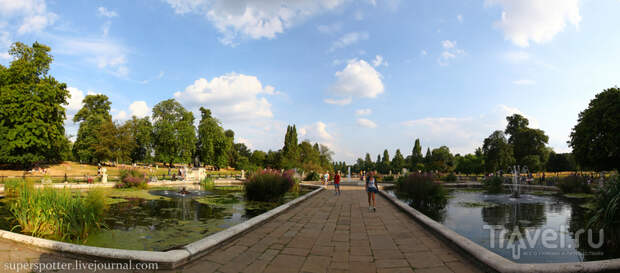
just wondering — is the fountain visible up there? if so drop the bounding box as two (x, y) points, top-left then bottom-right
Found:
(509, 165), (528, 198)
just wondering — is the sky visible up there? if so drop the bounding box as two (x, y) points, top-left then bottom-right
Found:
(1, 0), (619, 163)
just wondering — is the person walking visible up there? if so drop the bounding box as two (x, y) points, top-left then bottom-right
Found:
(366, 171), (378, 211)
(323, 172), (330, 186)
(334, 171), (341, 196)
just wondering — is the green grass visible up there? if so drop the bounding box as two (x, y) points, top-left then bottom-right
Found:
(8, 184), (107, 243)
(563, 193), (595, 199)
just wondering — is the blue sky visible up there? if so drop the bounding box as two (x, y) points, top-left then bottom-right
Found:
(1, 0), (619, 163)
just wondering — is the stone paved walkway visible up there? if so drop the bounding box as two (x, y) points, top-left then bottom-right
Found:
(176, 185), (481, 273)
(0, 185), (482, 273)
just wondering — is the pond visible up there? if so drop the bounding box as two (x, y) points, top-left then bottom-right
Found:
(390, 188), (620, 263)
(0, 185), (310, 251)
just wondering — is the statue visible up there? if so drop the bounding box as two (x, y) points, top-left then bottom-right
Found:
(101, 167), (108, 183)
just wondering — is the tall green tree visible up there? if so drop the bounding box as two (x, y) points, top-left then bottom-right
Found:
(504, 114), (549, 169)
(410, 138), (423, 171)
(152, 99), (196, 166)
(364, 153), (374, 171)
(569, 88), (620, 171)
(380, 149), (390, 174)
(392, 149), (406, 173)
(281, 125), (300, 169)
(546, 152), (576, 173)
(125, 116), (153, 163)
(0, 42), (70, 167)
(482, 130), (515, 172)
(72, 94), (112, 163)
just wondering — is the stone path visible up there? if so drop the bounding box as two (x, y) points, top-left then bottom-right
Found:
(0, 185), (482, 273)
(176, 185), (481, 273)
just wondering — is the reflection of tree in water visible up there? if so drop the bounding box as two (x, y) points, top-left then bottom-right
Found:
(481, 202), (546, 238)
(567, 199), (620, 261)
(393, 191), (446, 222)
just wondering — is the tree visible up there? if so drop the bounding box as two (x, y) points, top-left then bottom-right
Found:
(410, 138), (424, 171)
(455, 151), (485, 175)
(391, 149), (406, 173)
(281, 125), (300, 169)
(483, 130), (515, 172)
(504, 114), (549, 169)
(0, 42), (70, 167)
(546, 152), (576, 172)
(152, 99), (196, 166)
(195, 107), (230, 169)
(429, 146), (454, 172)
(424, 148), (432, 169)
(72, 94), (113, 163)
(250, 150), (267, 167)
(126, 117), (153, 163)
(364, 153), (374, 171)
(569, 88), (620, 171)
(379, 149), (390, 174)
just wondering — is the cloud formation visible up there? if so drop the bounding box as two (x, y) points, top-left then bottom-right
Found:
(164, 0), (348, 45)
(438, 40), (465, 66)
(485, 0), (581, 47)
(0, 0), (57, 34)
(174, 73), (276, 122)
(326, 59), (384, 105)
(357, 118), (377, 128)
(329, 31), (369, 52)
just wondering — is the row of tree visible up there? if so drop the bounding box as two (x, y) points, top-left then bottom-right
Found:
(350, 113), (588, 175)
(0, 42), (335, 172)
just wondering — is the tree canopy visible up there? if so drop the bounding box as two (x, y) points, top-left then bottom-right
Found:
(569, 87), (620, 171)
(152, 99), (196, 166)
(0, 42), (70, 167)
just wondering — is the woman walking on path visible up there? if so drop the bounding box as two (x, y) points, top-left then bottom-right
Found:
(334, 171), (341, 195)
(366, 171), (378, 211)
(323, 172), (330, 186)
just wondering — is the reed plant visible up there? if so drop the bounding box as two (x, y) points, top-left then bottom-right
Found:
(396, 173), (448, 213)
(201, 177), (215, 190)
(245, 169), (296, 202)
(3, 178), (24, 197)
(588, 175), (620, 246)
(9, 184), (107, 242)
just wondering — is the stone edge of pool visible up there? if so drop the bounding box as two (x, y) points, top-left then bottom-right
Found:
(378, 188), (620, 273)
(0, 183), (324, 269)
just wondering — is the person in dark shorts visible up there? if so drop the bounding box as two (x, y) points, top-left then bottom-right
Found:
(366, 171), (378, 211)
(334, 171), (341, 195)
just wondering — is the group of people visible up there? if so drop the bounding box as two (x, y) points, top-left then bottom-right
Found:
(322, 170), (378, 212)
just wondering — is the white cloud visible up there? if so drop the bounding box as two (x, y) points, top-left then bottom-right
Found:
(129, 101), (151, 118)
(0, 0), (57, 34)
(372, 55), (388, 67)
(299, 121), (333, 142)
(0, 31), (11, 60)
(326, 59), (384, 105)
(504, 50), (530, 63)
(65, 87), (85, 113)
(357, 118), (377, 128)
(54, 36), (129, 77)
(97, 6), (118, 18)
(329, 31), (369, 52)
(512, 79), (535, 85)
(324, 97), (352, 106)
(164, 0), (349, 45)
(317, 22), (342, 34)
(420, 50), (427, 56)
(236, 137), (253, 149)
(457, 14), (463, 23)
(485, 0), (581, 47)
(438, 40), (465, 66)
(174, 73), (276, 122)
(355, 108), (372, 116)
(400, 104), (538, 154)
(114, 110), (128, 121)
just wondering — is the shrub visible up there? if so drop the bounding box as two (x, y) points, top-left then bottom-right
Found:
(201, 177), (215, 190)
(588, 176), (620, 246)
(9, 185), (107, 242)
(444, 173), (457, 182)
(383, 175), (395, 182)
(304, 171), (321, 181)
(245, 169), (296, 202)
(115, 169), (147, 189)
(557, 175), (591, 194)
(482, 176), (504, 193)
(395, 173), (447, 213)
